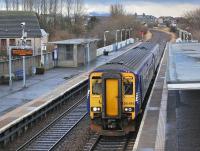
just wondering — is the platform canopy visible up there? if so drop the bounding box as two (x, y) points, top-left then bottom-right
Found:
(167, 42), (200, 90)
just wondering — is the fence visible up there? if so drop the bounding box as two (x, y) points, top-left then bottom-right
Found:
(97, 38), (134, 56)
(0, 53), (54, 78)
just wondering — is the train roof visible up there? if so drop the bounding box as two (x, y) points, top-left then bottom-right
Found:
(93, 42), (158, 74)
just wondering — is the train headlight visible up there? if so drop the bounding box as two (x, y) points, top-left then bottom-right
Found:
(124, 107), (134, 112)
(93, 107), (98, 112)
(91, 107), (101, 112)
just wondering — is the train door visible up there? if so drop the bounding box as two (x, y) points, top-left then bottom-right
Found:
(105, 79), (119, 116)
(102, 73), (122, 119)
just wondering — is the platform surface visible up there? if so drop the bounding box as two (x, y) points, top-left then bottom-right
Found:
(167, 43), (200, 90)
(133, 42), (168, 151)
(166, 90), (200, 151)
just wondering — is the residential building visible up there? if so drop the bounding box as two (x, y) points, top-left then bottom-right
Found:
(0, 11), (46, 56)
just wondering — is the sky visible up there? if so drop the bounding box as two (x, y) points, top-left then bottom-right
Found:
(85, 0), (200, 17)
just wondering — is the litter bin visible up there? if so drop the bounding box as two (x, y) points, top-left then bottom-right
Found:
(36, 67), (45, 74)
(103, 50), (109, 56)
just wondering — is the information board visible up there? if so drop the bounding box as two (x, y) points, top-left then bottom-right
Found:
(12, 49), (33, 56)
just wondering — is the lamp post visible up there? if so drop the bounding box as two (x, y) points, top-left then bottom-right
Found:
(129, 28), (133, 39)
(125, 29), (127, 45)
(104, 30), (109, 47)
(21, 22), (27, 88)
(121, 29), (125, 42)
(115, 29), (120, 51)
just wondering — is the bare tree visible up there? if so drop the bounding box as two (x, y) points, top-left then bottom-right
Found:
(4, 0), (10, 10)
(73, 0), (85, 23)
(65, 0), (73, 24)
(183, 8), (200, 41)
(110, 3), (125, 17)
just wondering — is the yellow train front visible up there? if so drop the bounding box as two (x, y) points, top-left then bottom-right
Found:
(87, 42), (162, 136)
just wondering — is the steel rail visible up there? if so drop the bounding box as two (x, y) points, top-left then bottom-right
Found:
(17, 95), (87, 151)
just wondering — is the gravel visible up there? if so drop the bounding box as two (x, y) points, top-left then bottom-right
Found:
(3, 92), (87, 151)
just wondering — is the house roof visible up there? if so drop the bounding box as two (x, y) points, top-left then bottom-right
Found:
(0, 11), (41, 38)
(49, 38), (99, 45)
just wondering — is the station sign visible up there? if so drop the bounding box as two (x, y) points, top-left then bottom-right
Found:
(12, 48), (33, 56)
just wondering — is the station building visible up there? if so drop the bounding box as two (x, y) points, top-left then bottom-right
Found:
(49, 39), (99, 67)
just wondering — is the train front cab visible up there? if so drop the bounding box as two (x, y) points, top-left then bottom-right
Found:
(89, 71), (136, 135)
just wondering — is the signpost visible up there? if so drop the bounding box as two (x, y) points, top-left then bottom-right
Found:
(8, 22), (33, 89)
(8, 47), (33, 89)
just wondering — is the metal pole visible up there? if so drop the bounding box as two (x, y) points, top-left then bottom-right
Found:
(104, 32), (106, 47)
(125, 29), (127, 45)
(115, 30), (120, 51)
(103, 31), (109, 48)
(23, 56), (26, 87)
(121, 29), (125, 42)
(142, 32), (144, 41)
(9, 47), (12, 89)
(121, 30), (123, 42)
(21, 22), (26, 88)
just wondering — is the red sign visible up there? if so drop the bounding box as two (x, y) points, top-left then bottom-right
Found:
(140, 31), (144, 35)
(12, 49), (33, 56)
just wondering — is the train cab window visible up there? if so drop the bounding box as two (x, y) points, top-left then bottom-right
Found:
(92, 77), (102, 95)
(123, 79), (133, 95)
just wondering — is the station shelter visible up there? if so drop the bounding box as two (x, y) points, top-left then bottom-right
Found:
(49, 39), (99, 67)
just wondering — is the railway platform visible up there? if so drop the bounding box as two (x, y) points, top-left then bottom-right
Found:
(0, 43), (138, 117)
(0, 42), (140, 145)
(134, 41), (200, 151)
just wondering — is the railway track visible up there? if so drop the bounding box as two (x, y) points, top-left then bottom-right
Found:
(83, 30), (169, 151)
(17, 95), (87, 151)
(84, 134), (136, 151)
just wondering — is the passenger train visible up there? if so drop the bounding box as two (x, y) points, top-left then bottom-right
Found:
(87, 42), (164, 135)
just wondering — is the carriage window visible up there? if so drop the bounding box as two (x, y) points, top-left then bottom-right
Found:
(123, 80), (133, 95)
(92, 77), (102, 95)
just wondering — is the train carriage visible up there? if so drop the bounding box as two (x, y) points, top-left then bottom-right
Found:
(88, 42), (161, 135)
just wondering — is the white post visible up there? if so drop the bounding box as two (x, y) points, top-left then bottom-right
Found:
(8, 47), (12, 89)
(103, 31), (109, 53)
(121, 29), (125, 42)
(104, 32), (106, 47)
(179, 30), (182, 39)
(125, 29), (128, 45)
(115, 30), (120, 51)
(23, 56), (26, 87)
(121, 30), (123, 42)
(21, 22), (26, 88)
(87, 43), (90, 63)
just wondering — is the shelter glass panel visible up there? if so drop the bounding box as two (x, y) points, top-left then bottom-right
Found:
(66, 45), (73, 60)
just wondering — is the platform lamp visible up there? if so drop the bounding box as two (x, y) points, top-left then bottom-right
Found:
(20, 22), (27, 88)
(121, 29), (125, 42)
(115, 29), (120, 51)
(104, 30), (110, 47)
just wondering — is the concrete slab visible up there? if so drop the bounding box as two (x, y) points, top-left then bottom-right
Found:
(166, 90), (200, 151)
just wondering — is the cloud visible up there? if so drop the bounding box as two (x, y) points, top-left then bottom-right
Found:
(85, 2), (199, 17)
